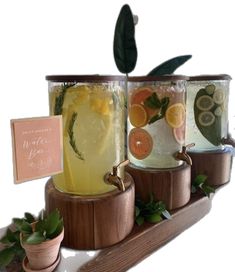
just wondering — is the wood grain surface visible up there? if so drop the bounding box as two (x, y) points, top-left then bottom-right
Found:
(189, 148), (233, 186)
(79, 193), (212, 272)
(45, 173), (135, 250)
(126, 163), (191, 210)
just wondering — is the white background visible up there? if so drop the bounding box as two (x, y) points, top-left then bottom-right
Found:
(0, 0), (235, 271)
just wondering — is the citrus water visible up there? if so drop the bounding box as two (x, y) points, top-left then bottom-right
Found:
(49, 82), (125, 195)
(127, 78), (187, 169)
(186, 78), (230, 151)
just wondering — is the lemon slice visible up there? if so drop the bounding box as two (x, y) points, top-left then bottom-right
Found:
(129, 104), (148, 127)
(196, 95), (214, 111)
(165, 103), (185, 128)
(213, 89), (225, 104)
(198, 111), (215, 126)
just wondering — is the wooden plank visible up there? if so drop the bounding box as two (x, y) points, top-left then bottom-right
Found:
(79, 194), (211, 272)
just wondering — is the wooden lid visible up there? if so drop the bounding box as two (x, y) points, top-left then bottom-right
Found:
(189, 74), (232, 81)
(128, 75), (189, 82)
(45, 75), (126, 82)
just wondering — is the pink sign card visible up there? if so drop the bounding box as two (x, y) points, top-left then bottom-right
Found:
(11, 116), (63, 184)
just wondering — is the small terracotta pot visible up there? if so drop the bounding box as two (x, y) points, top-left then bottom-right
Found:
(21, 227), (64, 270)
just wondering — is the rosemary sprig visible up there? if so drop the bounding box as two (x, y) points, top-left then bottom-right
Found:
(54, 83), (75, 115)
(68, 112), (85, 161)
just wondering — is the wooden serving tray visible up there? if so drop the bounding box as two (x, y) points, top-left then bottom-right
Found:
(78, 192), (212, 272)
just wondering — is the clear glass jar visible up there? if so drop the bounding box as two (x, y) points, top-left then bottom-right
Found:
(127, 75), (188, 168)
(46, 75), (125, 195)
(186, 74), (232, 151)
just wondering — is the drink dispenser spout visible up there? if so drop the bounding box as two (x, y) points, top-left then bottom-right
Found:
(175, 143), (195, 165)
(104, 160), (130, 192)
(222, 133), (235, 147)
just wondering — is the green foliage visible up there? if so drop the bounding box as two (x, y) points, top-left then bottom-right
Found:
(144, 93), (170, 124)
(148, 55), (192, 76)
(0, 210), (63, 268)
(192, 175), (215, 197)
(21, 209), (63, 244)
(135, 195), (171, 226)
(113, 4), (137, 74)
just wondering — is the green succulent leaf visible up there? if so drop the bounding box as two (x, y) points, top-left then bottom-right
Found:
(24, 212), (36, 224)
(48, 219), (63, 239)
(20, 221), (32, 234)
(13, 218), (24, 230)
(0, 247), (15, 268)
(25, 232), (46, 245)
(148, 55), (192, 76)
(44, 209), (60, 236)
(113, 4), (137, 73)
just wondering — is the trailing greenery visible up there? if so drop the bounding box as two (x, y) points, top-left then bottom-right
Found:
(147, 55), (192, 76)
(135, 195), (171, 226)
(0, 210), (63, 268)
(191, 175), (215, 197)
(68, 112), (85, 161)
(113, 4), (137, 74)
(54, 83), (75, 115)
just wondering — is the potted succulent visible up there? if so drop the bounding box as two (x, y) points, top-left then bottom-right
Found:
(0, 209), (64, 272)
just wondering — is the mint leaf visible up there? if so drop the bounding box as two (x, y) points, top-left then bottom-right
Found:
(146, 213), (162, 223)
(136, 216), (145, 226)
(135, 206), (140, 218)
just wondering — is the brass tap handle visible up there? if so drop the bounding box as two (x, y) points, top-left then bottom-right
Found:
(175, 143), (195, 166)
(221, 133), (235, 147)
(104, 159), (130, 192)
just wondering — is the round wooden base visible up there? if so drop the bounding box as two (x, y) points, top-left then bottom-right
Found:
(189, 147), (233, 186)
(125, 163), (191, 210)
(45, 173), (135, 250)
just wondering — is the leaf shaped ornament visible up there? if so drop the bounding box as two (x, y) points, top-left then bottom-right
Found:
(148, 55), (192, 76)
(113, 4), (138, 74)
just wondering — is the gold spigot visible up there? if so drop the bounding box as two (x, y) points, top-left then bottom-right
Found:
(104, 160), (130, 192)
(221, 133), (235, 147)
(175, 143), (195, 165)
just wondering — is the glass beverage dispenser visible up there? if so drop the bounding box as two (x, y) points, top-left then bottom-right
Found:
(46, 75), (126, 195)
(127, 75), (189, 169)
(186, 74), (232, 151)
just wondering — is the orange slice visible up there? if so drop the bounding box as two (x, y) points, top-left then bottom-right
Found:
(165, 103), (185, 128)
(129, 128), (153, 159)
(131, 87), (152, 105)
(129, 104), (148, 128)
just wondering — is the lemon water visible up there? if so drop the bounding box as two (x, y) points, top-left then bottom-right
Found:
(49, 84), (125, 195)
